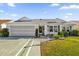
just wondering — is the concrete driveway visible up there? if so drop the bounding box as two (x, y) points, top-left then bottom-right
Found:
(16, 38), (48, 56)
(0, 37), (48, 56)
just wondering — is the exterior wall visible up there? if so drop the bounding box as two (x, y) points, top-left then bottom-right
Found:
(6, 21), (74, 37)
(44, 24), (73, 35)
(62, 24), (73, 31)
(73, 23), (79, 30)
(69, 22), (79, 30)
(45, 24), (61, 35)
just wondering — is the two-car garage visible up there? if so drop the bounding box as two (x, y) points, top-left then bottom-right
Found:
(7, 23), (36, 37)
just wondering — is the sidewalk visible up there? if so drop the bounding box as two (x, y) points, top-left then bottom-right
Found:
(28, 39), (41, 56)
(28, 46), (40, 56)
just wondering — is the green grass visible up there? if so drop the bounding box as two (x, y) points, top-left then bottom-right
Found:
(41, 36), (79, 56)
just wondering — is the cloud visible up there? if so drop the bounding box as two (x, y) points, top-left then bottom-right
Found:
(7, 3), (16, 7)
(11, 14), (17, 17)
(0, 10), (4, 13)
(65, 16), (69, 18)
(50, 3), (60, 7)
(60, 5), (79, 10)
(66, 13), (72, 15)
(64, 13), (73, 19)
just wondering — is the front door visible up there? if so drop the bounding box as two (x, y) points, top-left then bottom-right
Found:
(39, 26), (44, 36)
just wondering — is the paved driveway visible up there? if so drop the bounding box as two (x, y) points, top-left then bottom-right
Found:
(0, 38), (29, 56)
(0, 37), (48, 56)
(16, 38), (48, 56)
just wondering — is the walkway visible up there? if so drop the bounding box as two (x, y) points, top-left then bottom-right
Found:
(16, 38), (48, 56)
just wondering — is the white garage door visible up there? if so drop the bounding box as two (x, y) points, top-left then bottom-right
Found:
(9, 26), (35, 36)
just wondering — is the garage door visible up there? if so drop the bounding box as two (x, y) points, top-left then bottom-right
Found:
(9, 26), (35, 36)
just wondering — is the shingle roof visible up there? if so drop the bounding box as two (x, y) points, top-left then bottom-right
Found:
(15, 17), (66, 23)
(15, 17), (30, 22)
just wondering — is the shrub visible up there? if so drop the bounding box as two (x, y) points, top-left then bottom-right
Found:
(64, 31), (69, 37)
(58, 31), (68, 37)
(0, 28), (9, 37)
(68, 30), (79, 36)
(69, 31), (73, 36)
(71, 30), (79, 36)
(53, 35), (60, 39)
(2, 32), (9, 37)
(48, 34), (53, 38)
(58, 31), (64, 37)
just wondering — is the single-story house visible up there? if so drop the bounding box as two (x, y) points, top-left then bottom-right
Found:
(6, 17), (74, 37)
(70, 21), (79, 30)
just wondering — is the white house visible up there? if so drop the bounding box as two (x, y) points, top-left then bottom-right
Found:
(6, 17), (74, 37)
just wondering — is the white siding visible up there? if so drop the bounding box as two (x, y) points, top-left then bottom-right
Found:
(8, 26), (35, 36)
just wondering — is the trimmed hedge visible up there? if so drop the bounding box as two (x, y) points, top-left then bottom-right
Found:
(0, 28), (9, 37)
(58, 30), (79, 37)
(69, 30), (79, 36)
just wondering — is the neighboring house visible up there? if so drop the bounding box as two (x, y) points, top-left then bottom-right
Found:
(7, 17), (74, 37)
(0, 20), (11, 29)
(70, 21), (79, 30)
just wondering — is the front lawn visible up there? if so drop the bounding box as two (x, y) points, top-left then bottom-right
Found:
(41, 37), (79, 56)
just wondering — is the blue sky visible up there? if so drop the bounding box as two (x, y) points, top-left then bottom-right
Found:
(0, 3), (79, 21)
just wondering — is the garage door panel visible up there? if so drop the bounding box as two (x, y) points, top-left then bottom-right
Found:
(9, 26), (35, 36)
(11, 33), (35, 36)
(11, 29), (35, 32)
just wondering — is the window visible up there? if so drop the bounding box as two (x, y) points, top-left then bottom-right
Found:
(54, 26), (57, 32)
(49, 26), (53, 32)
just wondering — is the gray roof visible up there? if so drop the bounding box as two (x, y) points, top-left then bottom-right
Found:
(15, 17), (66, 23)
(15, 17), (30, 22)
